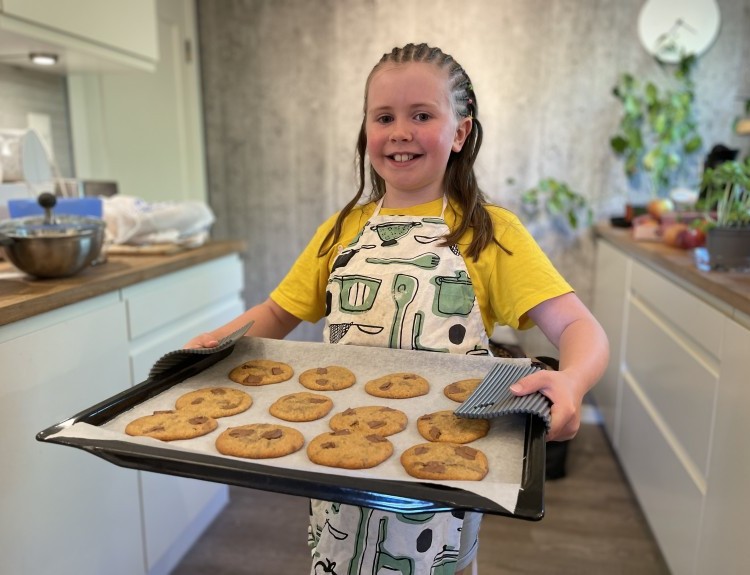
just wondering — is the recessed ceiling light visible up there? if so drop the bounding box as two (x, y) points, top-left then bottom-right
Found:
(29, 53), (58, 66)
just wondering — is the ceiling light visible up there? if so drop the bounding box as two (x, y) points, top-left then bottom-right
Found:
(29, 53), (58, 66)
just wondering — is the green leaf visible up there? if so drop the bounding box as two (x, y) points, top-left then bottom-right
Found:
(684, 136), (702, 153)
(610, 136), (628, 153)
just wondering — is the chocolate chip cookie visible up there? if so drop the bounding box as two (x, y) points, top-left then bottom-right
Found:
(443, 378), (483, 403)
(298, 365), (356, 391)
(329, 405), (407, 437)
(125, 410), (218, 441)
(364, 372), (429, 399)
(269, 392), (334, 422)
(401, 442), (489, 481)
(175, 387), (252, 418)
(417, 410), (490, 443)
(307, 429), (393, 469)
(215, 423), (304, 459)
(229, 359), (294, 386)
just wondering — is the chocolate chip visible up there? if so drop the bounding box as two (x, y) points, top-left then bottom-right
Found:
(262, 429), (283, 440)
(210, 388), (227, 395)
(271, 367), (283, 375)
(244, 375), (262, 384)
(331, 430), (351, 436)
(316, 367), (328, 374)
(308, 398), (327, 404)
(455, 446), (478, 460)
(316, 378), (329, 386)
(379, 382), (393, 390)
(342, 408), (356, 416)
(422, 461), (445, 473)
(321, 442), (336, 449)
(414, 446), (430, 455)
(191, 398), (204, 405)
(366, 434), (387, 443)
(428, 427), (441, 440)
(189, 416), (209, 425)
(368, 421), (386, 429)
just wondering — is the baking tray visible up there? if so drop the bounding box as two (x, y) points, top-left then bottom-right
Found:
(36, 335), (546, 521)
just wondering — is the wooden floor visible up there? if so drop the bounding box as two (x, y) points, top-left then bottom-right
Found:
(172, 422), (670, 574)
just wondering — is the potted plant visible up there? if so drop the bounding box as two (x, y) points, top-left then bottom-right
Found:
(698, 155), (750, 270)
(610, 55), (703, 209)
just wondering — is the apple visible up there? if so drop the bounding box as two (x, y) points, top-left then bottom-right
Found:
(647, 198), (675, 220)
(678, 227), (706, 249)
(662, 223), (688, 247)
(661, 222), (707, 249)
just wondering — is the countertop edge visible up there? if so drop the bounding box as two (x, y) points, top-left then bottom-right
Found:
(594, 224), (750, 321)
(0, 240), (246, 326)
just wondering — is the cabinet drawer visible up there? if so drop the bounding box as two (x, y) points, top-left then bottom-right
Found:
(630, 261), (723, 359)
(122, 255), (243, 340)
(624, 297), (718, 477)
(619, 377), (703, 575)
(130, 299), (244, 384)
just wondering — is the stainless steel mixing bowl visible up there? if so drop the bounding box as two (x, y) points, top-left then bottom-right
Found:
(0, 193), (105, 279)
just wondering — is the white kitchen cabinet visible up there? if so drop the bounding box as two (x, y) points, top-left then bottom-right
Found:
(695, 314), (750, 574)
(593, 237), (750, 575)
(0, 252), (246, 575)
(590, 239), (630, 444)
(68, 0), (206, 202)
(121, 254), (244, 575)
(0, 0), (158, 72)
(0, 293), (146, 575)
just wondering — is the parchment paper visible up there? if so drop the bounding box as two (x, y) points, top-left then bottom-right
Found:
(50, 337), (533, 513)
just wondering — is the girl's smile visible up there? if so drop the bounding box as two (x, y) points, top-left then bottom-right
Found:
(365, 62), (471, 207)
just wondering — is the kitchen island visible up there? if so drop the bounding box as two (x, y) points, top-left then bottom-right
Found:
(592, 225), (749, 575)
(0, 241), (246, 575)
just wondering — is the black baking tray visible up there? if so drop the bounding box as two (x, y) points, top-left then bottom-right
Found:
(36, 336), (546, 521)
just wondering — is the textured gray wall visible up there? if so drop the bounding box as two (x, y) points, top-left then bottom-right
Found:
(0, 63), (74, 178)
(197, 0), (750, 349)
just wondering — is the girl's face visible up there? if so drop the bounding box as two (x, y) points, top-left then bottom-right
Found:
(365, 62), (472, 207)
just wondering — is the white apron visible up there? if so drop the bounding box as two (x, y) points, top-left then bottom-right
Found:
(310, 199), (490, 575)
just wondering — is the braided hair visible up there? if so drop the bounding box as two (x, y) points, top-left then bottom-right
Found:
(320, 43), (506, 260)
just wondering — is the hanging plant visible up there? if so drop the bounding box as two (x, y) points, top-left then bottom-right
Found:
(610, 55), (703, 198)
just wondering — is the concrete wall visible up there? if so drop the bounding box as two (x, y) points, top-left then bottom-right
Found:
(197, 0), (750, 350)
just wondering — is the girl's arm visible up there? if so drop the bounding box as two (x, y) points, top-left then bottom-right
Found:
(511, 292), (609, 441)
(184, 298), (302, 349)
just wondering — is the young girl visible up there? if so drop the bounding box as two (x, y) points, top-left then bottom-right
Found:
(187, 42), (608, 575)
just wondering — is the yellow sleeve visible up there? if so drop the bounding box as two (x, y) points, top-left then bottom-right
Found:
(270, 206), (373, 323)
(463, 207), (573, 331)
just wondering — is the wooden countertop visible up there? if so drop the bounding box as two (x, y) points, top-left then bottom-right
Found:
(595, 224), (750, 319)
(0, 240), (245, 326)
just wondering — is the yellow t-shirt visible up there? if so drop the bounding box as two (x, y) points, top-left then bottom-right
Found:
(270, 197), (572, 333)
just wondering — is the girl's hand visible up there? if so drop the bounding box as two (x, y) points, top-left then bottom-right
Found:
(510, 369), (584, 441)
(183, 333), (221, 349)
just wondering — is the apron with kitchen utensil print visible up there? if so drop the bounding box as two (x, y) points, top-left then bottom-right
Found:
(323, 198), (490, 356)
(310, 198), (489, 575)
